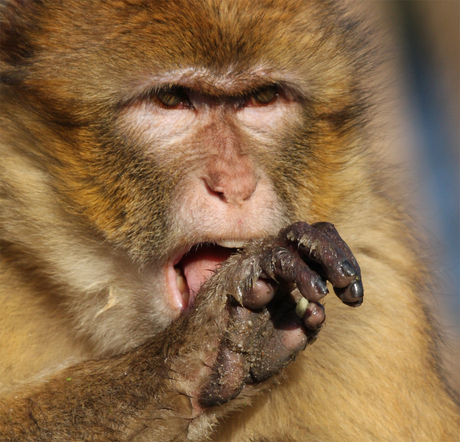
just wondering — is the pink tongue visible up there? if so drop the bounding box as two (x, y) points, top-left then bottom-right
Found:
(181, 246), (233, 296)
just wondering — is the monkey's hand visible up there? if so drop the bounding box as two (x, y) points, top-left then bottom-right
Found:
(192, 221), (363, 408)
(0, 222), (362, 442)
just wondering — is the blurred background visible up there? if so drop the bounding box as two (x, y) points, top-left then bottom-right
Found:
(355, 1), (459, 392)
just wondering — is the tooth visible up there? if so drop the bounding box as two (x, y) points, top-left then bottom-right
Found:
(182, 289), (190, 306)
(176, 273), (188, 294)
(216, 240), (245, 248)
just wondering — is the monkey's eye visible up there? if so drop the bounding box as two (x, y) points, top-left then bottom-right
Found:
(252, 86), (278, 105)
(155, 87), (189, 108)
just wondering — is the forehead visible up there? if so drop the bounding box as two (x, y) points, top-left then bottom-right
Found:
(137, 0), (315, 66)
(42, 0), (326, 70)
(18, 0), (361, 107)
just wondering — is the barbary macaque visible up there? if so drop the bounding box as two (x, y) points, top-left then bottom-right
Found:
(0, 0), (458, 441)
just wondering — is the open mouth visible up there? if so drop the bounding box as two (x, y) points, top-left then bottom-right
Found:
(168, 240), (245, 313)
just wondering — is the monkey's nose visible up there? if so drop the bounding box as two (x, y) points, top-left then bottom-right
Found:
(203, 169), (258, 205)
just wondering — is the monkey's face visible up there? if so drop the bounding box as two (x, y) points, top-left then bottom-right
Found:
(1, 0), (368, 331)
(115, 81), (302, 312)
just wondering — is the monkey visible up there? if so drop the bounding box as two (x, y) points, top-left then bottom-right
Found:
(0, 0), (459, 441)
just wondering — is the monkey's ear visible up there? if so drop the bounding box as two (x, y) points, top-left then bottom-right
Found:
(0, 0), (42, 67)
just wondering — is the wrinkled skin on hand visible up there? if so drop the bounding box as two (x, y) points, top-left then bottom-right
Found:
(193, 222), (363, 408)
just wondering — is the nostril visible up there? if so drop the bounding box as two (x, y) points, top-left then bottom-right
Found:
(204, 180), (227, 202)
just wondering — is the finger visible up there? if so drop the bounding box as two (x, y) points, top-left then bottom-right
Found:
(298, 300), (325, 330)
(312, 222), (364, 304)
(334, 282), (364, 305)
(282, 222), (360, 289)
(260, 247), (329, 303)
(292, 293), (325, 330)
(241, 278), (278, 309)
(312, 222), (362, 279)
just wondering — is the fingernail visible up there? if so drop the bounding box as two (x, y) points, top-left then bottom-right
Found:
(315, 278), (329, 295)
(341, 260), (357, 277)
(350, 281), (363, 299)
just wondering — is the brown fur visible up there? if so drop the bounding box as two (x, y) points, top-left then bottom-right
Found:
(0, 0), (459, 441)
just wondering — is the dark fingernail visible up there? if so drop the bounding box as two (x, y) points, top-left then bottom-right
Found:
(341, 260), (357, 277)
(344, 298), (363, 308)
(315, 278), (329, 295)
(350, 281), (363, 299)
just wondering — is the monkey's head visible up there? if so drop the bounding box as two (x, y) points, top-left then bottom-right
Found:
(1, 0), (370, 347)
